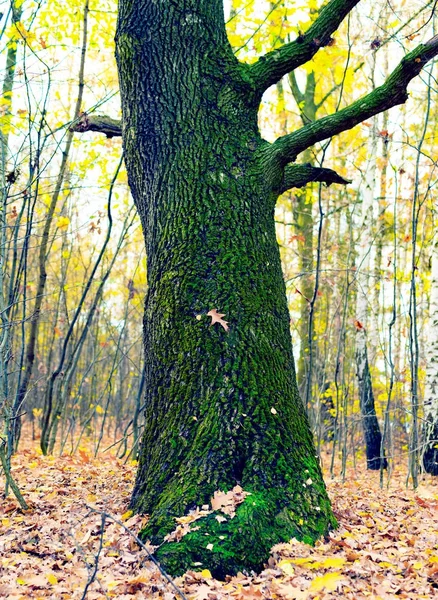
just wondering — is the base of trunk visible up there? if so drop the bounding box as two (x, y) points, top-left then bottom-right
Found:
(366, 455), (388, 470)
(357, 346), (387, 471)
(423, 419), (438, 475)
(141, 488), (336, 578)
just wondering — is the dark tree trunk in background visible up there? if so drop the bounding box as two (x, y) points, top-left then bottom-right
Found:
(115, 0), (334, 578)
(356, 347), (388, 470)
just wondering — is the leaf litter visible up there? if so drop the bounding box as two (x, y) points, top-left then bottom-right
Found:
(1, 435), (438, 599)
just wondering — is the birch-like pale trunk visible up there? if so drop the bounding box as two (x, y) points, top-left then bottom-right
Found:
(355, 96), (387, 470)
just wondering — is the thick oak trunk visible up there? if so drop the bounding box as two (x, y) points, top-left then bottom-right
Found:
(116, 0), (335, 577)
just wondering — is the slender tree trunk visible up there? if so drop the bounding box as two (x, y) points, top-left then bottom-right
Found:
(354, 143), (387, 470)
(422, 237), (438, 475)
(288, 72), (317, 400)
(116, 0), (335, 577)
(354, 54), (386, 471)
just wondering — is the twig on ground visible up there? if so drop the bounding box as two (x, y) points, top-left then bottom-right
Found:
(85, 504), (189, 600)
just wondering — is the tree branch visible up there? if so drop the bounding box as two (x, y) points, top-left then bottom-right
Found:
(279, 163), (351, 194)
(70, 113), (122, 137)
(249, 0), (360, 95)
(271, 35), (438, 167)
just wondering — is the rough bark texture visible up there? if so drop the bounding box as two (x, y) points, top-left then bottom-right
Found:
(423, 239), (438, 475)
(115, 0), (335, 578)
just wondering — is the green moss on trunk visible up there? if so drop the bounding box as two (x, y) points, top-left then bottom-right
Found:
(151, 489), (335, 579)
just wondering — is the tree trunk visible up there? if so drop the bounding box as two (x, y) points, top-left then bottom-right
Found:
(116, 0), (335, 577)
(423, 237), (438, 475)
(288, 72), (317, 402)
(354, 65), (386, 471)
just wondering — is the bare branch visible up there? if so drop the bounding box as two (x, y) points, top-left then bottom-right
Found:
(279, 163), (351, 194)
(272, 35), (438, 167)
(70, 113), (122, 137)
(249, 0), (360, 95)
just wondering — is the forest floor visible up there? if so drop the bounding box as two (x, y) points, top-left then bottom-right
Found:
(1, 431), (438, 599)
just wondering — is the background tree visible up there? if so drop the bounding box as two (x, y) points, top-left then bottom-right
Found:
(423, 233), (438, 475)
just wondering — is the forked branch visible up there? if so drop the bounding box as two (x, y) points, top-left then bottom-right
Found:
(272, 35), (438, 167)
(250, 0), (360, 96)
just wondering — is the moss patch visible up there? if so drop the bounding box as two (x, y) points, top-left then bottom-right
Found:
(141, 490), (337, 579)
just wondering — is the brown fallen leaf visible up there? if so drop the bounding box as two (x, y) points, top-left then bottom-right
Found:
(207, 309), (229, 332)
(211, 485), (251, 517)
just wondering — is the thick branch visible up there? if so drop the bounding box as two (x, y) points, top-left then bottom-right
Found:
(272, 35), (438, 166)
(279, 163), (351, 194)
(70, 113), (122, 137)
(250, 0), (360, 95)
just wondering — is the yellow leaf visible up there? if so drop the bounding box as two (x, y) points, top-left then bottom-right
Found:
(122, 510), (134, 522)
(175, 515), (194, 524)
(201, 569), (212, 579)
(378, 561), (397, 569)
(46, 573), (58, 585)
(56, 216), (70, 229)
(290, 557), (312, 565)
(310, 572), (346, 592)
(16, 578), (26, 585)
(95, 404), (104, 415)
(278, 559), (295, 576)
(321, 557), (346, 568)
(2, 518), (10, 527)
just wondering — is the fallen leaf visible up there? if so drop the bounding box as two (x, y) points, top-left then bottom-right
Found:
(200, 569), (212, 579)
(309, 571), (346, 592)
(207, 309), (229, 332)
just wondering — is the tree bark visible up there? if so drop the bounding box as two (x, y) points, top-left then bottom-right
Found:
(290, 73), (317, 402)
(354, 83), (387, 470)
(423, 237), (438, 475)
(115, 0), (335, 578)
